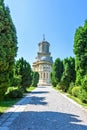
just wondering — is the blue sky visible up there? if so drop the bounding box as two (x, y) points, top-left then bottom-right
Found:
(4, 0), (87, 65)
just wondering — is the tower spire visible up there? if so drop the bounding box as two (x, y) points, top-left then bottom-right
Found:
(43, 34), (45, 41)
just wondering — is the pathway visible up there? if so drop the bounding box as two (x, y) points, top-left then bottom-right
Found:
(0, 86), (87, 130)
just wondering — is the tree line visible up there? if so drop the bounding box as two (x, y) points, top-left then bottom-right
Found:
(0, 0), (39, 100)
(0, 0), (87, 104)
(51, 20), (87, 103)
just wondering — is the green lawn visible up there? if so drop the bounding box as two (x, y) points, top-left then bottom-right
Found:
(67, 94), (87, 108)
(0, 99), (19, 115)
(0, 86), (35, 115)
(27, 86), (35, 92)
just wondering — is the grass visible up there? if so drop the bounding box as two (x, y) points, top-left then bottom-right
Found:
(0, 86), (35, 115)
(53, 86), (65, 94)
(27, 86), (35, 92)
(67, 94), (87, 108)
(0, 98), (19, 115)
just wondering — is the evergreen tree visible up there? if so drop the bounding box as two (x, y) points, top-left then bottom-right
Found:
(61, 57), (76, 91)
(74, 20), (87, 85)
(0, 0), (18, 100)
(15, 58), (32, 92)
(32, 72), (39, 87)
(51, 58), (63, 87)
(68, 57), (76, 83)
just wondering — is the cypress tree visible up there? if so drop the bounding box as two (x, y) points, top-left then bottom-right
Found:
(51, 58), (63, 87)
(32, 72), (39, 87)
(0, 0), (18, 100)
(74, 20), (87, 85)
(15, 58), (32, 92)
(61, 57), (76, 91)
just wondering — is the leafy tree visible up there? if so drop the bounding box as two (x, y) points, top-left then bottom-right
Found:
(15, 58), (32, 92)
(32, 72), (39, 87)
(74, 20), (87, 85)
(51, 58), (63, 87)
(0, 0), (18, 100)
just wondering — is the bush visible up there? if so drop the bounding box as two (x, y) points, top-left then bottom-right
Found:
(7, 89), (23, 99)
(58, 82), (67, 92)
(11, 75), (21, 87)
(68, 82), (75, 94)
(71, 86), (80, 97)
(81, 75), (87, 91)
(56, 83), (62, 90)
(79, 89), (87, 103)
(51, 80), (57, 87)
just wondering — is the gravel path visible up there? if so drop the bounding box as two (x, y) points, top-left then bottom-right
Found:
(0, 86), (87, 130)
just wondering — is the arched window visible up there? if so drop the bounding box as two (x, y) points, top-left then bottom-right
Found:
(47, 73), (48, 79)
(44, 72), (45, 79)
(46, 45), (49, 53)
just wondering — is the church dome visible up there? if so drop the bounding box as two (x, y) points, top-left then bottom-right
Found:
(41, 56), (53, 63)
(38, 40), (50, 46)
(41, 56), (47, 61)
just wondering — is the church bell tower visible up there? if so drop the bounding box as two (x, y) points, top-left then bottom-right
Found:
(32, 36), (53, 86)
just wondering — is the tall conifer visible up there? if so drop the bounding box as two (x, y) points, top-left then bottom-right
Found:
(74, 20), (87, 85)
(0, 0), (18, 100)
(15, 58), (32, 92)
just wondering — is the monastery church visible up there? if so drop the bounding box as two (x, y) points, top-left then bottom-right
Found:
(32, 36), (53, 86)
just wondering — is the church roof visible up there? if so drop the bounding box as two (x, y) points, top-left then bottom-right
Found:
(38, 40), (50, 46)
(40, 56), (53, 63)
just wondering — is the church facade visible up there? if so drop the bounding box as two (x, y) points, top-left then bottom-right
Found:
(32, 36), (53, 86)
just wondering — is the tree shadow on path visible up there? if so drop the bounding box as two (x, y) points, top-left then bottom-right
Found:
(30, 91), (49, 95)
(8, 111), (87, 130)
(12, 95), (47, 106)
(15, 90), (48, 106)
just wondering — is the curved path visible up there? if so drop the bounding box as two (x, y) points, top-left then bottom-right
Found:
(0, 86), (87, 130)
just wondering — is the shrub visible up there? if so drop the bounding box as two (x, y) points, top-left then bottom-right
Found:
(61, 76), (70, 92)
(68, 82), (75, 94)
(51, 80), (57, 87)
(7, 89), (23, 99)
(58, 81), (67, 92)
(56, 83), (62, 90)
(71, 86), (80, 97)
(11, 75), (21, 87)
(81, 75), (87, 91)
(79, 89), (87, 103)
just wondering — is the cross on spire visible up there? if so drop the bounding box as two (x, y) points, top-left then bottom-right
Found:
(43, 34), (45, 41)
